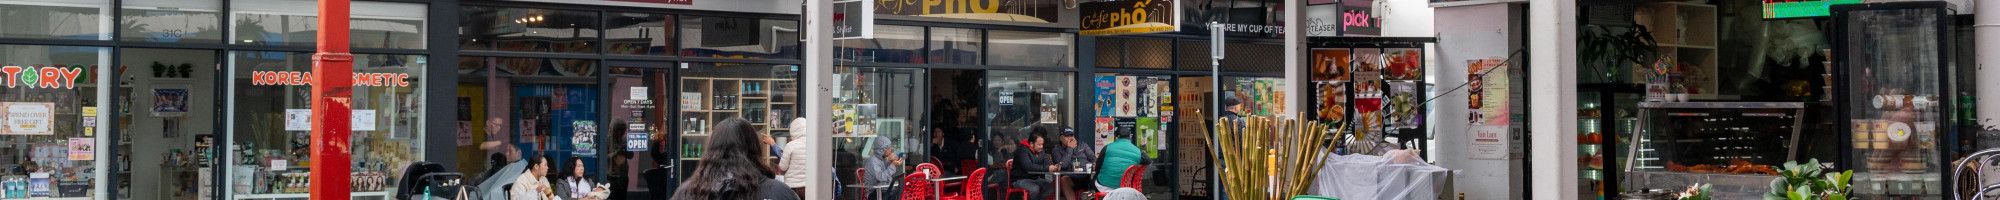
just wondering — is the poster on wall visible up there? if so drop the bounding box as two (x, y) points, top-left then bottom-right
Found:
(1467, 58), (1509, 125)
(1136, 117), (1160, 158)
(152, 88), (189, 117)
(458, 121), (475, 146)
(1, 102), (54, 135)
(1311, 49), (1352, 122)
(1114, 76), (1138, 117)
(1384, 48), (1422, 80)
(1469, 125), (1508, 160)
(1095, 76), (1116, 116)
(1080, 0), (1179, 36)
(573, 120), (597, 156)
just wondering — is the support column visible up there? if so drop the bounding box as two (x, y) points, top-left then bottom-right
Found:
(1527, 0), (1578, 199)
(1977, 0), (1998, 130)
(1283, 0), (1306, 116)
(803, 0), (836, 199)
(309, 0), (354, 199)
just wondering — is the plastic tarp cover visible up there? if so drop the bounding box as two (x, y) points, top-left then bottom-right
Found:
(1310, 151), (1451, 200)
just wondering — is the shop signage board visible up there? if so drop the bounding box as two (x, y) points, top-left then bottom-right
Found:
(1180, 0), (1283, 36)
(833, 0), (875, 39)
(1079, 0), (1179, 36)
(1337, 0), (1379, 36)
(1763, 0), (1863, 19)
(877, 0), (1064, 24)
(608, 0), (691, 5)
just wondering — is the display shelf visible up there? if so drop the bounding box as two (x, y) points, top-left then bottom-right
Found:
(233, 191), (390, 199)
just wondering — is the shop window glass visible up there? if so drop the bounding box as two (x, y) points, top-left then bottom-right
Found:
(928, 28), (980, 65)
(0, 45), (106, 199)
(606, 13), (674, 55)
(227, 51), (425, 196)
(679, 17), (799, 59)
(987, 31), (1073, 67)
(1126, 38), (1172, 69)
(230, 1), (428, 49)
(983, 70), (1072, 164)
(832, 67), (929, 190)
(121, 0), (223, 43)
(451, 56), (604, 191)
(606, 64), (672, 197)
(1220, 76), (1285, 117)
(1172, 75), (1215, 198)
(484, 57), (598, 78)
(1094, 38), (1124, 68)
(0, 0), (108, 40)
(115, 48), (211, 200)
(676, 62), (799, 178)
(835, 25), (923, 63)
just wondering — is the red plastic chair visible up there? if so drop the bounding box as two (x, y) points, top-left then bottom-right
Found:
(1003, 160), (1029, 200)
(943, 168), (987, 200)
(960, 160), (980, 175)
(857, 168), (868, 200)
(901, 172), (932, 200)
(917, 163), (943, 177)
(1089, 164), (1149, 200)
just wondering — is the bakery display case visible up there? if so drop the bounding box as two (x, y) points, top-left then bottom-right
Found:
(1830, 2), (1952, 198)
(1624, 102), (1804, 199)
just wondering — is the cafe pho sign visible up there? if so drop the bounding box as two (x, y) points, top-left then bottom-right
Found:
(1080, 0), (1179, 36)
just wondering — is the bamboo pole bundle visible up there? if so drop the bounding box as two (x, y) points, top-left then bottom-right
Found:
(1207, 115), (1344, 200)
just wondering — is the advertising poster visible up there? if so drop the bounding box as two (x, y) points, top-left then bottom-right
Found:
(573, 120), (598, 156)
(1468, 58), (1510, 125)
(1095, 76), (1116, 116)
(152, 88), (189, 117)
(1114, 76), (1137, 117)
(65, 138), (91, 161)
(1136, 117), (1160, 158)
(457, 121), (474, 146)
(1469, 125), (1509, 160)
(0, 102), (53, 135)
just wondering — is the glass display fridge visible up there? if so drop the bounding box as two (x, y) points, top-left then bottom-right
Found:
(1830, 2), (1953, 198)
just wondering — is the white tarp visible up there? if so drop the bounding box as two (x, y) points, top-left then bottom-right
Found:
(1311, 150), (1452, 200)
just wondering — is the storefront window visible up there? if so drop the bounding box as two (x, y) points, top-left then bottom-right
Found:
(121, 0), (223, 43)
(116, 48), (211, 200)
(230, 1), (427, 49)
(835, 26), (923, 63)
(0, 45), (106, 199)
(459, 6), (599, 53)
(984, 70), (1072, 163)
(677, 62), (799, 178)
(679, 17), (799, 59)
(929, 28), (981, 65)
(227, 51), (425, 197)
(606, 13), (674, 55)
(987, 31), (1072, 67)
(1221, 76), (1286, 117)
(0, 0), (109, 40)
(832, 67), (929, 197)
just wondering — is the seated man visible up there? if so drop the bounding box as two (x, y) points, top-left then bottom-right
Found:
(1095, 130), (1144, 191)
(1011, 130), (1058, 200)
(865, 136), (904, 199)
(1053, 127), (1097, 198)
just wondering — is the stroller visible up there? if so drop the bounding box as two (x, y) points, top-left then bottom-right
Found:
(397, 162), (474, 200)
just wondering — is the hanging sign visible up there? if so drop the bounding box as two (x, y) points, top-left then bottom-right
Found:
(626, 122), (649, 152)
(1764, 0), (1863, 19)
(877, 0), (1064, 24)
(833, 0), (875, 40)
(1338, 0), (1379, 36)
(1080, 0), (1179, 36)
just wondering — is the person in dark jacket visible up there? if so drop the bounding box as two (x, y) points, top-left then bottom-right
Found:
(669, 118), (799, 200)
(1012, 128), (1058, 200)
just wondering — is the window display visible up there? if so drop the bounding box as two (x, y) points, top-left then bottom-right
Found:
(678, 62), (798, 178)
(117, 48), (211, 200)
(228, 51), (425, 198)
(0, 45), (105, 199)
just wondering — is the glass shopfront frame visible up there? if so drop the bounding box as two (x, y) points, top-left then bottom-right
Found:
(1091, 35), (1290, 200)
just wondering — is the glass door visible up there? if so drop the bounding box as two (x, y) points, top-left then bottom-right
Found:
(606, 61), (673, 199)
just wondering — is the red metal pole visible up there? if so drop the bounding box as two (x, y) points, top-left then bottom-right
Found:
(310, 0), (353, 199)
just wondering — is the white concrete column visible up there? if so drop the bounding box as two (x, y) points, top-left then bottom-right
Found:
(1284, 0), (1306, 117)
(1977, 0), (1999, 130)
(1527, 0), (1579, 199)
(803, 0), (835, 199)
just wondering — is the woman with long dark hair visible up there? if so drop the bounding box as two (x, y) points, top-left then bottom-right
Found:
(669, 118), (800, 200)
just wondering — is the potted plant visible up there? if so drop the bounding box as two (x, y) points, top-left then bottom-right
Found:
(1762, 159), (1853, 200)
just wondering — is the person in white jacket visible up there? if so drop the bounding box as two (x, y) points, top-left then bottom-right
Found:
(777, 118), (812, 196)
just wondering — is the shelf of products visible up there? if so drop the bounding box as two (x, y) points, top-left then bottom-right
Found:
(679, 75), (796, 177)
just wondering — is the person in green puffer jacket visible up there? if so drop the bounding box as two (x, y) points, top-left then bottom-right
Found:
(1094, 130), (1145, 190)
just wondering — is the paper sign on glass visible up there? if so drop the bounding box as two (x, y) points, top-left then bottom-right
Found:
(285, 109), (311, 131)
(352, 110), (378, 131)
(2, 102), (54, 135)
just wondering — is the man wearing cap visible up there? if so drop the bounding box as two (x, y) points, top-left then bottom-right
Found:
(1053, 126), (1097, 198)
(864, 136), (903, 198)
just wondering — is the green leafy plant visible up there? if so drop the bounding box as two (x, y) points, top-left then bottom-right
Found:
(1762, 159), (1853, 200)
